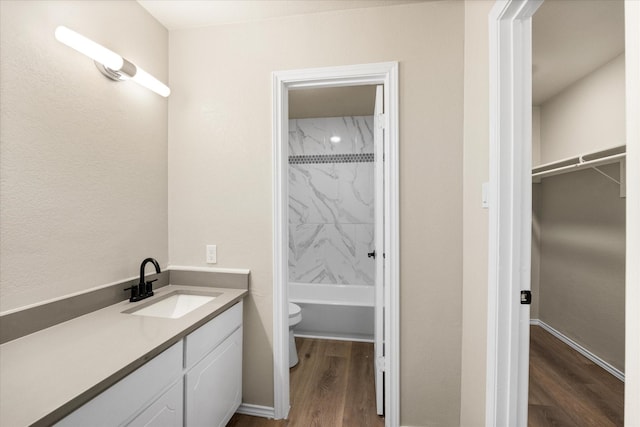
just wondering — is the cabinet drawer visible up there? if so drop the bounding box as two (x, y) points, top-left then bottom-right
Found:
(184, 301), (242, 368)
(56, 341), (183, 427)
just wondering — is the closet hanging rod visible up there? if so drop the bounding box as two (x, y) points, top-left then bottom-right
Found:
(532, 152), (626, 180)
(533, 144), (625, 172)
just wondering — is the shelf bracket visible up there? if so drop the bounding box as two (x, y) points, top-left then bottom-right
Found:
(590, 159), (626, 198)
(591, 166), (620, 185)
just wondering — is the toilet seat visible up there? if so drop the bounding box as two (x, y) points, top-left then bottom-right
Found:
(289, 303), (302, 326)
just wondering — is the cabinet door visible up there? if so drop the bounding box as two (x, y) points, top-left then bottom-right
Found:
(127, 379), (183, 427)
(185, 301), (242, 368)
(55, 342), (183, 427)
(185, 327), (242, 427)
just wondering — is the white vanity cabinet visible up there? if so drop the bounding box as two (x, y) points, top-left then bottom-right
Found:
(55, 341), (183, 427)
(127, 378), (183, 427)
(55, 301), (243, 427)
(184, 302), (243, 427)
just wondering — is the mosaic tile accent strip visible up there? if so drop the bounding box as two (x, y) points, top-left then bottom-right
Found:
(289, 153), (374, 165)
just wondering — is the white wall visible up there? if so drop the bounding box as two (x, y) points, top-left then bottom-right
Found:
(532, 106), (541, 166)
(535, 50), (626, 372)
(531, 184), (541, 320)
(168, 2), (464, 424)
(540, 54), (625, 163)
(460, 1), (494, 424)
(0, 0), (168, 312)
(531, 107), (541, 318)
(538, 165), (625, 370)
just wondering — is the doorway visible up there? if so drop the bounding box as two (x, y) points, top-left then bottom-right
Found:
(488, 0), (639, 425)
(529, 1), (626, 424)
(271, 62), (399, 427)
(287, 83), (383, 422)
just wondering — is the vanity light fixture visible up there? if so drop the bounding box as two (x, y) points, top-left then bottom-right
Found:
(330, 135), (341, 143)
(54, 26), (170, 97)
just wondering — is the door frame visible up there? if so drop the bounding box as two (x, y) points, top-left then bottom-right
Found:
(487, 0), (640, 425)
(624, 2), (640, 422)
(373, 83), (385, 416)
(486, 1), (541, 425)
(271, 61), (400, 426)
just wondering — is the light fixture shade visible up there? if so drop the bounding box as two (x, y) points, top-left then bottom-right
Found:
(55, 26), (123, 71)
(131, 67), (171, 98)
(54, 26), (170, 98)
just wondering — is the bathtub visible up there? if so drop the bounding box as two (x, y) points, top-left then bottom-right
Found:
(289, 282), (375, 342)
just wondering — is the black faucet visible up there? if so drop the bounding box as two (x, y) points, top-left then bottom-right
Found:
(125, 257), (161, 302)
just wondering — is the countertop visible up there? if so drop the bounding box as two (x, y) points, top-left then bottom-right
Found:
(0, 285), (248, 427)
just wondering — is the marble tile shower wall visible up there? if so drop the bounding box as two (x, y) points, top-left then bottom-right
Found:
(288, 116), (375, 286)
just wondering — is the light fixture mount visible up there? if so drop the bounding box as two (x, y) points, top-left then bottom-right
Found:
(95, 61), (125, 81)
(94, 58), (136, 81)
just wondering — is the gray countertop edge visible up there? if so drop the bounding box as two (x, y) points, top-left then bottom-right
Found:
(0, 285), (248, 427)
(0, 268), (251, 345)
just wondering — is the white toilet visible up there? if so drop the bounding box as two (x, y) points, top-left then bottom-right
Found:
(288, 303), (302, 368)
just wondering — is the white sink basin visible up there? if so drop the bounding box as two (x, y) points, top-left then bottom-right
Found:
(124, 291), (220, 319)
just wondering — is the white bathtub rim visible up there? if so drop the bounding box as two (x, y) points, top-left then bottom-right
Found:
(288, 282), (375, 307)
(289, 298), (372, 307)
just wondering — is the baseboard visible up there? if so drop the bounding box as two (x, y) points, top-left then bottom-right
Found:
(236, 403), (276, 419)
(530, 318), (625, 382)
(294, 332), (374, 343)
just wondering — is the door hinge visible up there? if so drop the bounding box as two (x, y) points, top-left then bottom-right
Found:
(376, 113), (386, 129)
(376, 356), (386, 372)
(520, 290), (532, 305)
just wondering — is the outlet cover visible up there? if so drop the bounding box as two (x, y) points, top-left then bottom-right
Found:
(206, 245), (217, 264)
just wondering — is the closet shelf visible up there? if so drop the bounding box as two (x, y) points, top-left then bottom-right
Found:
(532, 145), (626, 197)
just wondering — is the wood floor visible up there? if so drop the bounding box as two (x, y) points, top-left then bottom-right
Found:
(227, 338), (384, 427)
(229, 328), (623, 427)
(528, 325), (624, 427)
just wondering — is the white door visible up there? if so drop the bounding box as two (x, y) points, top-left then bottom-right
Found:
(373, 84), (385, 416)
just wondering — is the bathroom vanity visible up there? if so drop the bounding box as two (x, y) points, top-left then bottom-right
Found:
(0, 281), (247, 427)
(57, 301), (243, 427)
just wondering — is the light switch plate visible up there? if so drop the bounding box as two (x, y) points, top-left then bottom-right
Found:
(206, 245), (217, 264)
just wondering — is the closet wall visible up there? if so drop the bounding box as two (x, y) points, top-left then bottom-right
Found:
(532, 53), (626, 371)
(531, 107), (542, 320)
(540, 54), (625, 162)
